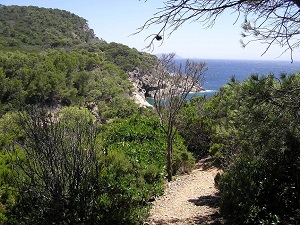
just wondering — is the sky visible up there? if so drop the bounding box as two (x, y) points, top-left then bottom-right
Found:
(1, 0), (300, 61)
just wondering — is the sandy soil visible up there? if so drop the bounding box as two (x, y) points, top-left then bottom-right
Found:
(145, 158), (225, 225)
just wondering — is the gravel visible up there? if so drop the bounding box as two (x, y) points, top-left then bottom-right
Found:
(145, 158), (225, 225)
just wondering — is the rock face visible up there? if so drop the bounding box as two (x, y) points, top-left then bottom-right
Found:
(128, 68), (158, 99)
(128, 68), (154, 107)
(128, 67), (203, 107)
(131, 91), (152, 108)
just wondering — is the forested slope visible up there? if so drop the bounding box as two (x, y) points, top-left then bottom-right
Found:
(0, 5), (99, 49)
(0, 5), (158, 117)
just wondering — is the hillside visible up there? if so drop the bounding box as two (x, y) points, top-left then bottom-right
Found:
(0, 5), (157, 117)
(0, 5), (218, 225)
(0, 5), (99, 50)
(0, 5), (203, 109)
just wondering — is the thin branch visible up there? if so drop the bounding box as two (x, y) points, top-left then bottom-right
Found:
(136, 0), (300, 60)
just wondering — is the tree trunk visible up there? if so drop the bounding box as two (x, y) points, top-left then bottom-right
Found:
(167, 123), (173, 182)
(167, 137), (173, 182)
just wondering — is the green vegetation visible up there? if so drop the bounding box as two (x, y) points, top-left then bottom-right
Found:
(0, 48), (137, 118)
(0, 109), (194, 224)
(179, 74), (300, 224)
(101, 114), (195, 178)
(0, 5), (97, 49)
(216, 75), (300, 224)
(98, 114), (194, 224)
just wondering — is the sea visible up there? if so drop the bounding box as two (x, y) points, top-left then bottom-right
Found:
(146, 59), (300, 104)
(176, 58), (300, 98)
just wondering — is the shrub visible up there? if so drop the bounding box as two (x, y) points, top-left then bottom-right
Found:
(101, 114), (195, 178)
(210, 74), (300, 224)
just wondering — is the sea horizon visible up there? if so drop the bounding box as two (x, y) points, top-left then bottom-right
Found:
(175, 58), (300, 91)
(146, 58), (300, 104)
(188, 58), (299, 62)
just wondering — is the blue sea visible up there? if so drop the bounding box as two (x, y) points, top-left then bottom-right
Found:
(146, 59), (300, 104)
(176, 59), (300, 98)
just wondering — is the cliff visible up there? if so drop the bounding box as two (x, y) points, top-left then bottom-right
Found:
(128, 67), (204, 107)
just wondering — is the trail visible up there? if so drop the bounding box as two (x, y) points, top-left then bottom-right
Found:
(145, 158), (225, 225)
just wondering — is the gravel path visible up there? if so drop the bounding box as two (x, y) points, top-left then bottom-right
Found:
(145, 158), (225, 225)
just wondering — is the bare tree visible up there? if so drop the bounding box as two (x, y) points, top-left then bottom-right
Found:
(9, 107), (102, 224)
(138, 0), (300, 61)
(152, 53), (207, 181)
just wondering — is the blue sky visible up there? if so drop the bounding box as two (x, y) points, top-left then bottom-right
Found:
(1, 0), (300, 61)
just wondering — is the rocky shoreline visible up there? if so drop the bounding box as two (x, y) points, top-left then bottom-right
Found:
(128, 67), (204, 107)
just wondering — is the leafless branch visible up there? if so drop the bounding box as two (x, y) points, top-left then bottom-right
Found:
(137, 0), (300, 60)
(8, 107), (101, 224)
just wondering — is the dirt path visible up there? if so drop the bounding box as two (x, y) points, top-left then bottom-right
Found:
(145, 158), (225, 225)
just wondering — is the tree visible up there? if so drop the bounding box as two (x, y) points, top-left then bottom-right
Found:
(152, 53), (207, 181)
(138, 0), (300, 60)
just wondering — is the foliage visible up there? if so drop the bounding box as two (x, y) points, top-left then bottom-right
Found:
(0, 48), (140, 120)
(0, 109), (185, 225)
(0, 112), (23, 224)
(5, 107), (103, 225)
(0, 108), (194, 224)
(175, 72), (300, 223)
(0, 4), (198, 224)
(202, 74), (300, 224)
(0, 5), (98, 50)
(177, 96), (212, 158)
(0, 5), (157, 122)
(96, 42), (157, 72)
(101, 114), (195, 179)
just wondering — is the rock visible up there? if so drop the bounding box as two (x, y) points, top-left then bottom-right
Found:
(128, 67), (204, 107)
(131, 91), (152, 108)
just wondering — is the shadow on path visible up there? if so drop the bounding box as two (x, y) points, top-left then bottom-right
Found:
(188, 194), (226, 225)
(194, 156), (220, 171)
(146, 156), (227, 225)
(193, 212), (225, 225)
(188, 194), (220, 208)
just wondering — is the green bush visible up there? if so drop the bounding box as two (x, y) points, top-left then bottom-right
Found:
(97, 149), (154, 225)
(177, 97), (212, 158)
(101, 114), (195, 177)
(1, 110), (190, 225)
(0, 46), (147, 122)
(207, 74), (300, 224)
